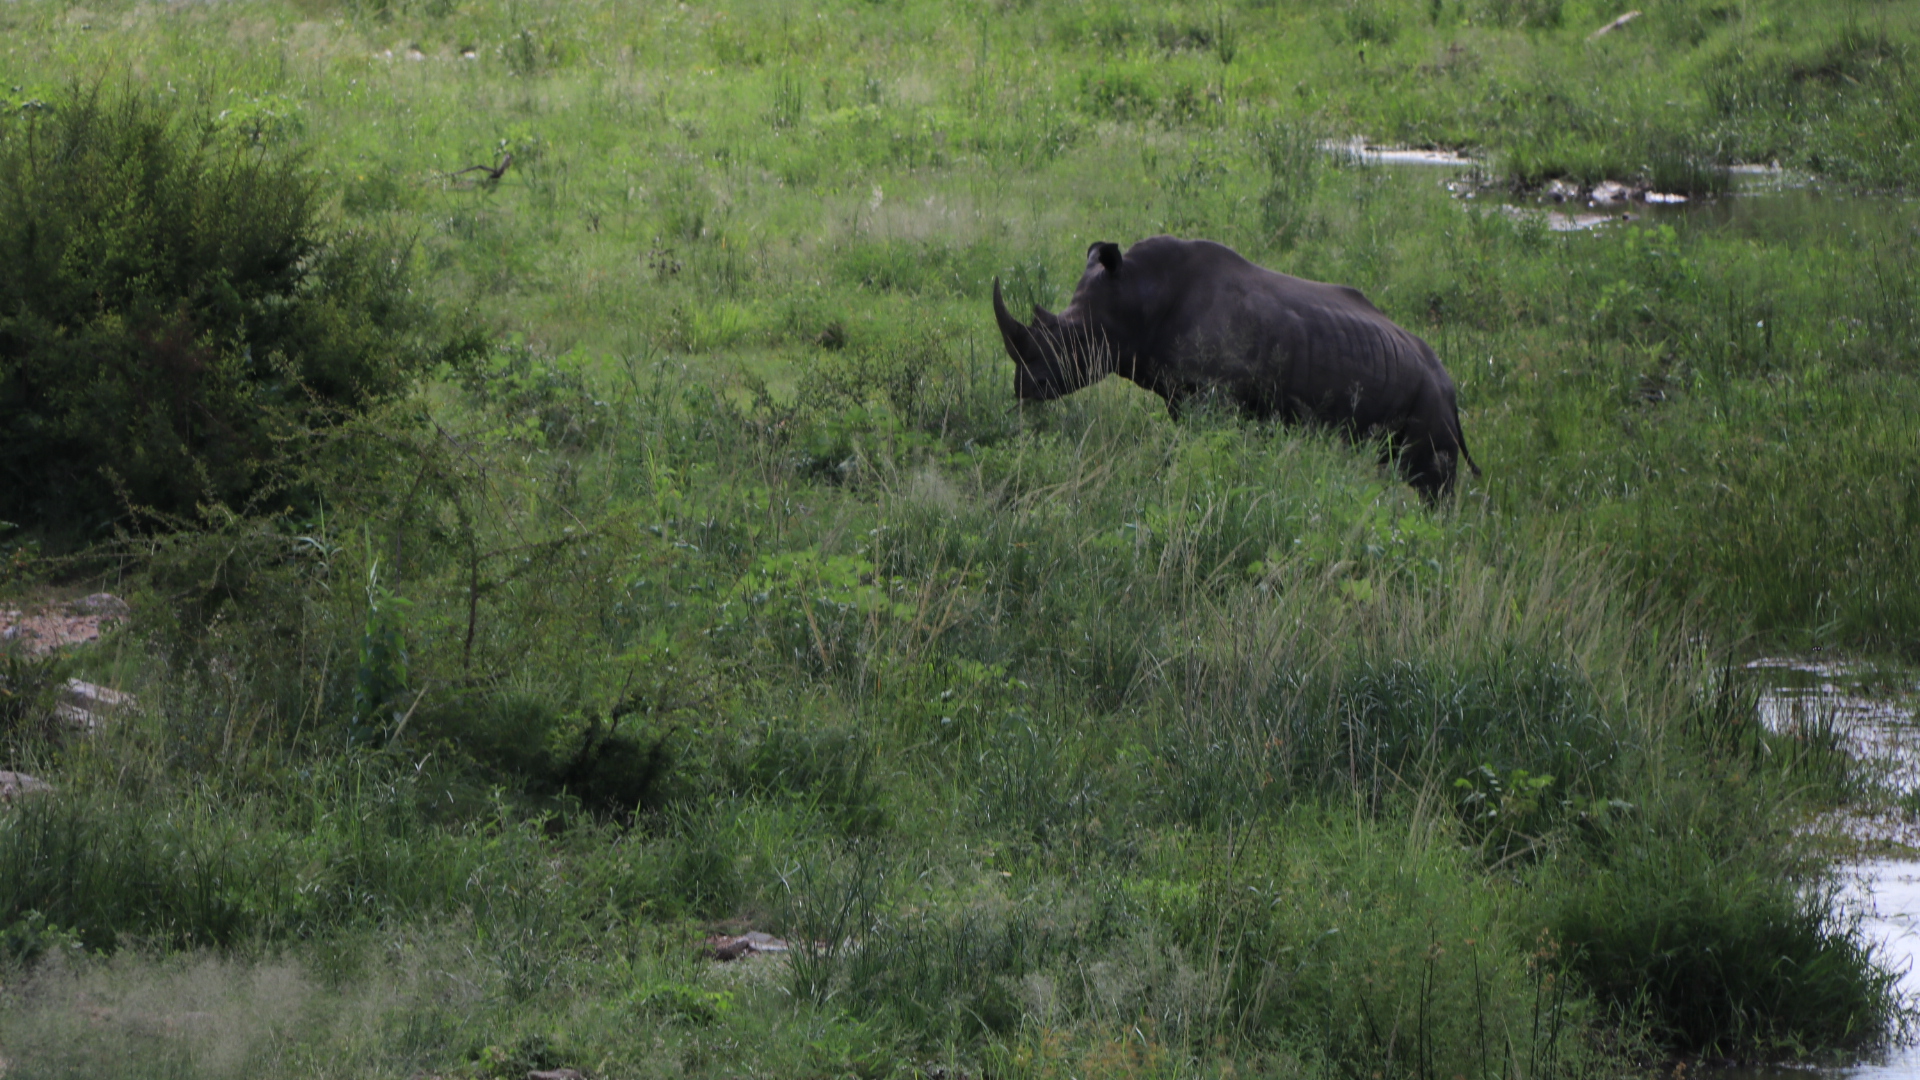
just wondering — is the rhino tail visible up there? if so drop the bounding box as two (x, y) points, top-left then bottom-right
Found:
(1440, 382), (1481, 479)
(1457, 422), (1482, 478)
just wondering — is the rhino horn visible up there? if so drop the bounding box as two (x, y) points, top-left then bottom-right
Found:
(993, 278), (1040, 363)
(1030, 302), (1061, 329)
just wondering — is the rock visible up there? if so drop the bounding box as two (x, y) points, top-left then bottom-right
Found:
(55, 679), (137, 731)
(705, 930), (790, 960)
(1544, 178), (1581, 203)
(63, 679), (135, 712)
(1588, 180), (1640, 206)
(70, 593), (130, 618)
(527, 1071), (586, 1080)
(0, 772), (53, 799)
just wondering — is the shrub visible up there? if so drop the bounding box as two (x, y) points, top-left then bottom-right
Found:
(1553, 826), (1895, 1055)
(0, 84), (475, 540)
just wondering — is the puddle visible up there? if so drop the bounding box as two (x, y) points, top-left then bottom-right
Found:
(1337, 140), (1920, 239)
(1491, 203), (1644, 232)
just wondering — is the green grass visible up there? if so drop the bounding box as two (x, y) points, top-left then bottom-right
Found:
(3, 0), (1920, 1075)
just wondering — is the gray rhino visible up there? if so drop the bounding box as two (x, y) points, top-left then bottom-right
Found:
(993, 236), (1479, 498)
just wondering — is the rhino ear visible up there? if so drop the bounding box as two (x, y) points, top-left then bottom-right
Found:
(1087, 241), (1123, 278)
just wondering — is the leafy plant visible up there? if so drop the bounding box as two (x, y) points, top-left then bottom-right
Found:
(631, 982), (735, 1025)
(350, 563), (413, 748)
(0, 84), (473, 539)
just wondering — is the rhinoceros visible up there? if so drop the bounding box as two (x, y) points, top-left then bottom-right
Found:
(992, 236), (1479, 498)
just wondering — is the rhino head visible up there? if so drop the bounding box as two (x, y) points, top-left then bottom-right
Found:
(992, 243), (1122, 401)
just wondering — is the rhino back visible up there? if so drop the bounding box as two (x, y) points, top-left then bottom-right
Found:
(1278, 299), (1440, 429)
(1154, 265), (1436, 425)
(1111, 239), (1446, 423)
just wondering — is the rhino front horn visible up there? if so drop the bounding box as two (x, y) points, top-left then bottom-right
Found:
(992, 278), (1039, 363)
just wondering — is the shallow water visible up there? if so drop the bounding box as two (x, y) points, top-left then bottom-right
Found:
(1322, 139), (1482, 168)
(1487, 176), (1920, 239)
(1726, 660), (1920, 1078)
(1751, 659), (1920, 802)
(1337, 144), (1920, 239)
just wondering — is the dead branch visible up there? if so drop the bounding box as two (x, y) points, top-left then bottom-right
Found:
(447, 153), (513, 184)
(1588, 10), (1642, 41)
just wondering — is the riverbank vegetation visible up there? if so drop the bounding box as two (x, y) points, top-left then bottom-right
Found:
(2, 0), (1917, 1075)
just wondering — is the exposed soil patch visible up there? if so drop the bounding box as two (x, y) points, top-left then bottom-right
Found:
(0, 593), (128, 657)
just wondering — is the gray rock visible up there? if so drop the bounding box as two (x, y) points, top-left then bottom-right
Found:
(1544, 178), (1580, 203)
(56, 679), (137, 731)
(72, 593), (130, 617)
(705, 930), (791, 960)
(1588, 180), (1635, 205)
(0, 772), (53, 799)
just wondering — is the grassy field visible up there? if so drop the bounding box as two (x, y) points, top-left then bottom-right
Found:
(3, 0), (1919, 1076)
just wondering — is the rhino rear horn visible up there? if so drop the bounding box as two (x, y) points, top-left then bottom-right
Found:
(993, 277), (1040, 363)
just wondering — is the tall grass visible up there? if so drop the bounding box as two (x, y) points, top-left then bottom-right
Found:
(4, 349), (1887, 1069)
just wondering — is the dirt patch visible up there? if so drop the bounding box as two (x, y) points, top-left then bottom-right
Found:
(0, 594), (128, 657)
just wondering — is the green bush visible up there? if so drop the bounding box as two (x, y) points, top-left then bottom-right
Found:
(1553, 825), (1895, 1055)
(0, 85), (472, 540)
